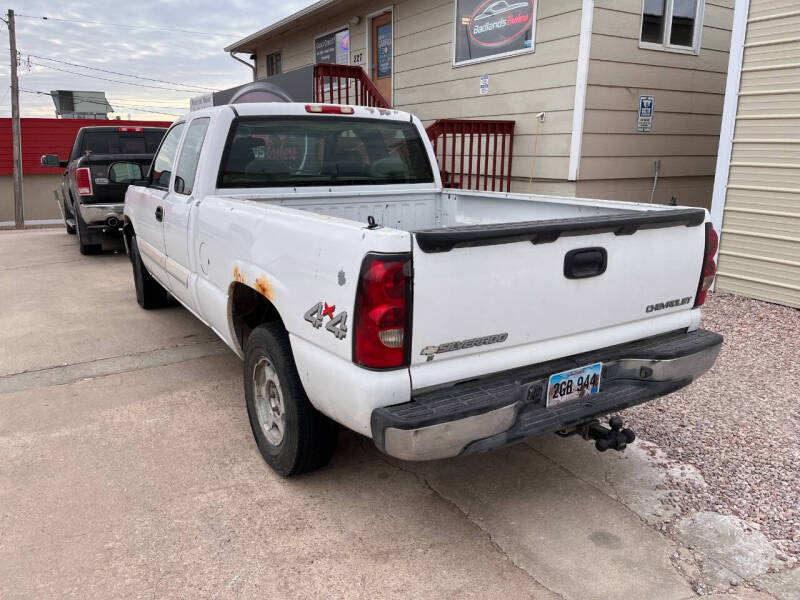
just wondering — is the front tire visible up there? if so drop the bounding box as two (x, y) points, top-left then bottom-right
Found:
(244, 323), (338, 476)
(130, 235), (169, 309)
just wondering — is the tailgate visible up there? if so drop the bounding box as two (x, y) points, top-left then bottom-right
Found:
(409, 208), (707, 389)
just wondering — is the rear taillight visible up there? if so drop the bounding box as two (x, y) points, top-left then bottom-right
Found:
(694, 223), (719, 307)
(354, 253), (412, 369)
(118, 126), (143, 132)
(76, 168), (93, 196)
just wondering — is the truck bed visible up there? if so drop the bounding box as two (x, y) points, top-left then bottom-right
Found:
(217, 186), (707, 391)
(235, 188), (703, 239)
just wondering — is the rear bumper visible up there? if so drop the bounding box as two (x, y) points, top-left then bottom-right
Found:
(79, 203), (125, 227)
(371, 328), (722, 461)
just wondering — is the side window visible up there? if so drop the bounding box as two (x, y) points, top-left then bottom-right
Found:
(71, 133), (83, 160)
(150, 122), (185, 189)
(174, 118), (210, 195)
(266, 51), (282, 77)
(640, 0), (702, 52)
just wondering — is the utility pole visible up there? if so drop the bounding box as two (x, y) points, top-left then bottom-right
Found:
(5, 9), (23, 228)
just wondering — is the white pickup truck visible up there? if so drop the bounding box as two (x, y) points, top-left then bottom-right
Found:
(120, 102), (722, 476)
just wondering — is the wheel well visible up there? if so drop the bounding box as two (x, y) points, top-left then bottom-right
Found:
(230, 282), (284, 351)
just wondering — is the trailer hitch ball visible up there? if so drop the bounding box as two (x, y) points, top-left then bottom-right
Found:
(609, 416), (636, 443)
(583, 416), (636, 452)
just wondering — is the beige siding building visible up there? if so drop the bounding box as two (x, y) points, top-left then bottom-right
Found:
(711, 0), (800, 307)
(226, 0), (734, 207)
(580, 0), (734, 206)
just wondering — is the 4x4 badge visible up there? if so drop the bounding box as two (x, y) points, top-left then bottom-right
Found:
(304, 301), (348, 340)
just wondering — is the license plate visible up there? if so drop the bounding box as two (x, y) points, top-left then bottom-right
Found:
(546, 362), (602, 407)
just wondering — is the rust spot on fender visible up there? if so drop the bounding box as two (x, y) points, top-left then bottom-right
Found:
(233, 265), (246, 284)
(254, 275), (273, 301)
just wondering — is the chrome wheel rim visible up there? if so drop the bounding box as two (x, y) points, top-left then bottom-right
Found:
(252, 356), (285, 446)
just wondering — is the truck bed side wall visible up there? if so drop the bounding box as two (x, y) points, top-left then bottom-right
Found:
(192, 197), (413, 434)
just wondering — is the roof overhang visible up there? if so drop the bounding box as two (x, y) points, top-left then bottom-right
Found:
(224, 0), (344, 54)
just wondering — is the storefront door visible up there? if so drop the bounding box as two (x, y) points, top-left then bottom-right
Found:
(370, 12), (392, 103)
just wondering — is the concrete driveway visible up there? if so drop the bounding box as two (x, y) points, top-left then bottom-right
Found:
(0, 229), (775, 600)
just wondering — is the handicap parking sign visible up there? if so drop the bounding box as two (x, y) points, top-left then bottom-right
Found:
(638, 95), (655, 133)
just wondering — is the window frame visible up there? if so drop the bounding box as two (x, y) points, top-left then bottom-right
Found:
(148, 121), (185, 191)
(173, 117), (210, 196)
(265, 51), (282, 77)
(639, 0), (705, 55)
(451, 0), (537, 68)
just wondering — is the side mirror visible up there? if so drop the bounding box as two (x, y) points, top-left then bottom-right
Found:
(41, 154), (63, 168)
(108, 162), (144, 185)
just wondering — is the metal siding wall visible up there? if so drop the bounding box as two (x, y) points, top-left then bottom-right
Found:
(0, 117), (172, 176)
(717, 0), (800, 307)
(0, 118), (172, 225)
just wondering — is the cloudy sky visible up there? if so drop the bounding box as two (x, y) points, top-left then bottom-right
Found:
(0, 0), (315, 120)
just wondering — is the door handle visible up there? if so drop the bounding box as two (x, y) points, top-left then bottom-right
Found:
(564, 247), (607, 279)
(155, 206), (163, 222)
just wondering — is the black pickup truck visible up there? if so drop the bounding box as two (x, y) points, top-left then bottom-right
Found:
(42, 126), (167, 254)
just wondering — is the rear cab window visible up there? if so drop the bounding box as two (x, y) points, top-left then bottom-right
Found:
(217, 117), (434, 188)
(81, 129), (165, 155)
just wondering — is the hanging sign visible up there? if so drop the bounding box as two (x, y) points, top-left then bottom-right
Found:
(315, 29), (349, 65)
(190, 93), (213, 112)
(637, 95), (655, 133)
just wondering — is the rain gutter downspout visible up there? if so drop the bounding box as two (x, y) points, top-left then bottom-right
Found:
(229, 51), (257, 81)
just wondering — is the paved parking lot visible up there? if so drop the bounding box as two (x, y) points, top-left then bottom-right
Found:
(0, 229), (789, 599)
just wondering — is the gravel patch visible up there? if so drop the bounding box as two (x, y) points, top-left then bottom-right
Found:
(625, 291), (800, 559)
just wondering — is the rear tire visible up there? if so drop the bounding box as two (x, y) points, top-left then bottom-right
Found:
(130, 235), (169, 309)
(75, 209), (101, 255)
(244, 323), (338, 476)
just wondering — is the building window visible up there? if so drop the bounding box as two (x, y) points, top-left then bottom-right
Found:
(315, 28), (350, 65)
(453, 0), (536, 67)
(640, 0), (703, 53)
(266, 52), (282, 77)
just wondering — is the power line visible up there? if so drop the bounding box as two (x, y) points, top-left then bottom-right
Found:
(20, 88), (183, 116)
(26, 60), (208, 93)
(19, 88), (182, 117)
(23, 52), (217, 92)
(14, 13), (240, 38)
(20, 90), (182, 117)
